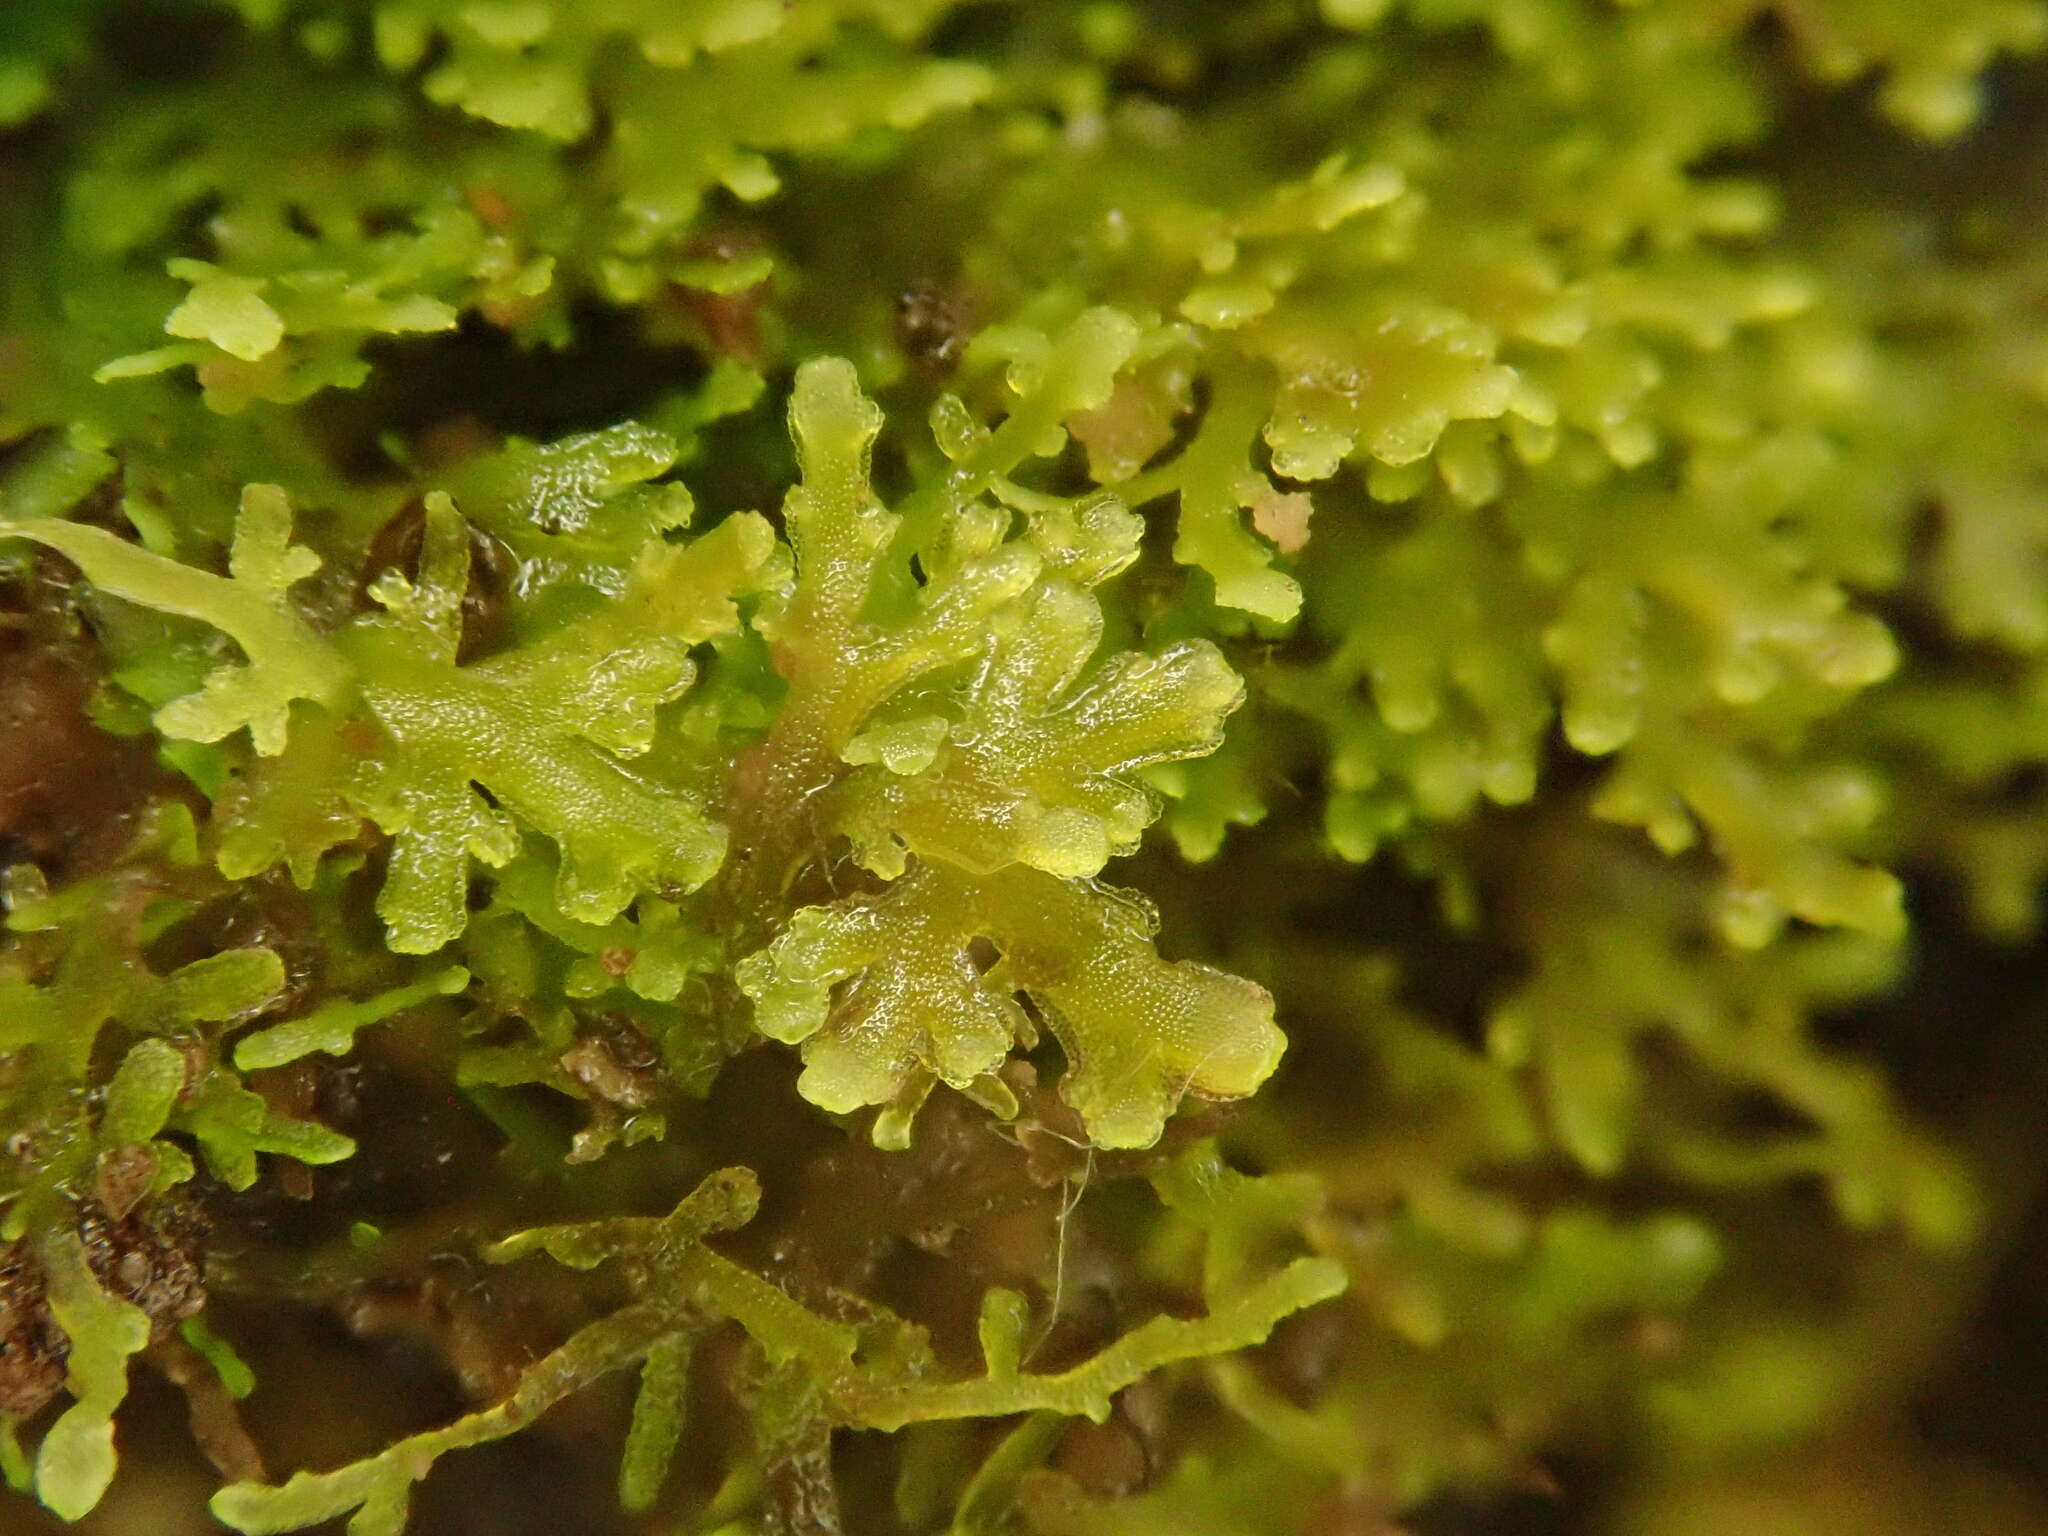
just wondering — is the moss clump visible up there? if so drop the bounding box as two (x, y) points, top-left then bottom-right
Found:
(3, 2), (2048, 1533)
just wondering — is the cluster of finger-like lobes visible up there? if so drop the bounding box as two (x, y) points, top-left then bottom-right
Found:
(5, 0), (2048, 1529)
